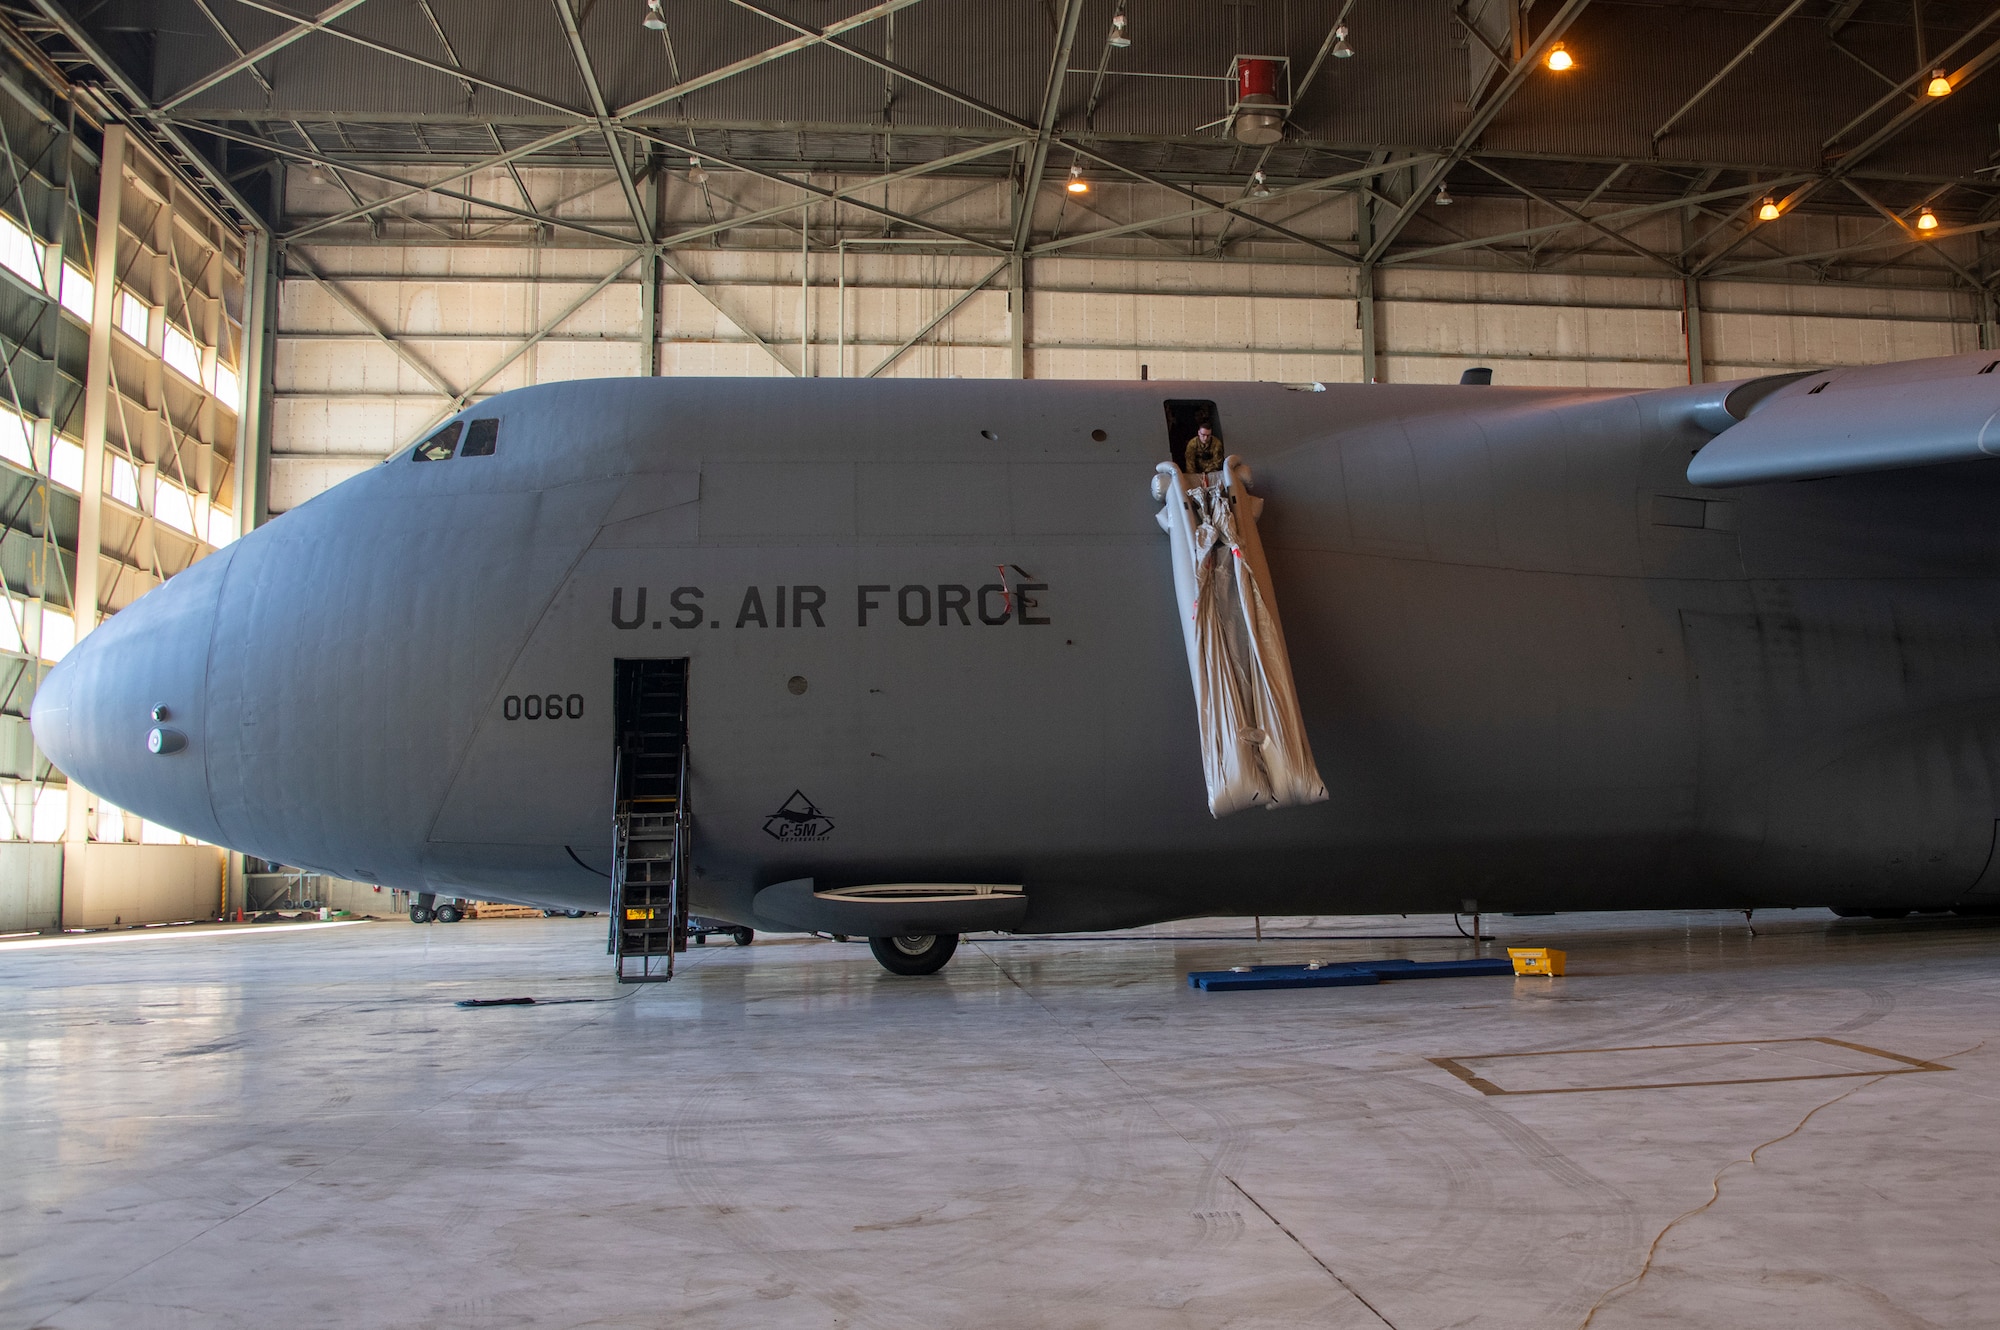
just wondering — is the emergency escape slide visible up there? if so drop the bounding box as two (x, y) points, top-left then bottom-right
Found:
(1153, 458), (1328, 818)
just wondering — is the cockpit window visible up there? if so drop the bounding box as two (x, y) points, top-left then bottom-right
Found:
(413, 421), (462, 462)
(461, 418), (499, 456)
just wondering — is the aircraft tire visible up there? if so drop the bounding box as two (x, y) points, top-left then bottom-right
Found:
(733, 928), (755, 946)
(434, 904), (463, 924)
(869, 933), (957, 975)
(565, 909), (586, 918)
(409, 905), (433, 924)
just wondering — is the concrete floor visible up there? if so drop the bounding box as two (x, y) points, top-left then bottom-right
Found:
(3, 911), (1998, 1329)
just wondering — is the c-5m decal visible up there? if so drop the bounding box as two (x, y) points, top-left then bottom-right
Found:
(611, 583), (1050, 629)
(764, 791), (834, 842)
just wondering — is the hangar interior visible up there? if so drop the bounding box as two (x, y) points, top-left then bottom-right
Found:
(0, 0), (1997, 930)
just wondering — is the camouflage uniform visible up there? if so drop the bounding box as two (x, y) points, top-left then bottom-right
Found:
(1184, 431), (1224, 475)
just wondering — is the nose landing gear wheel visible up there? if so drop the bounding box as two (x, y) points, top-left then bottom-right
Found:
(409, 905), (434, 924)
(869, 933), (958, 975)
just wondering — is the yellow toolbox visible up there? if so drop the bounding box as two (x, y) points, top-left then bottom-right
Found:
(1507, 947), (1566, 976)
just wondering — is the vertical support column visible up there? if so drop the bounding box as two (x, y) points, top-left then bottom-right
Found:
(65, 126), (125, 853)
(234, 229), (272, 534)
(799, 204), (811, 377)
(1357, 263), (1379, 384)
(73, 124), (123, 645)
(34, 113), (71, 606)
(1683, 276), (1706, 384)
(1979, 287), (1998, 353)
(642, 158), (663, 378)
(640, 245), (660, 378)
(1009, 254), (1027, 379)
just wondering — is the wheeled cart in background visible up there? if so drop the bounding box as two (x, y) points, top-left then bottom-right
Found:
(688, 917), (754, 946)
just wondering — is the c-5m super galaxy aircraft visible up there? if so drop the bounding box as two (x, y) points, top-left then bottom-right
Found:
(31, 351), (2000, 974)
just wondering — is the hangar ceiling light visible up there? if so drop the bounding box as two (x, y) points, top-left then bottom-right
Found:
(1333, 25), (1353, 58)
(1108, 11), (1130, 49)
(1546, 42), (1574, 72)
(1927, 69), (1953, 97)
(1435, 184), (1453, 206)
(1917, 207), (1940, 231)
(642, 0), (665, 32)
(1758, 197), (1781, 221)
(1067, 163), (1089, 194)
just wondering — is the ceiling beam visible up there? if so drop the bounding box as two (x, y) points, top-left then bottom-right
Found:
(159, 0), (375, 113)
(1839, 178), (1985, 287)
(617, 0), (928, 121)
(1364, 0), (1594, 265)
(1060, 139), (1361, 263)
(278, 124), (600, 241)
(656, 136), (1026, 250)
(1464, 158), (1678, 272)
(634, 128), (1007, 252)
(24, 0), (265, 227)
(1695, 10), (2000, 275)
(1653, 0), (1808, 145)
(1031, 154), (1419, 256)
(201, 0), (586, 117)
(1386, 175), (1802, 265)
(714, 0), (1036, 134)
(549, 0), (651, 243)
(1012, 0), (1088, 255)
(181, 120), (627, 242)
(1707, 216), (2000, 276)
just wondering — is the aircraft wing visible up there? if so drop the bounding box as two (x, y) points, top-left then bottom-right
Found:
(1687, 353), (2000, 487)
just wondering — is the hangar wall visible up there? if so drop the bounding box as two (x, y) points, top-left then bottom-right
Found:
(269, 168), (1980, 509)
(0, 41), (253, 932)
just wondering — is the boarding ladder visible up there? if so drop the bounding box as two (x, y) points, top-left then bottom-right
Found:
(609, 659), (690, 981)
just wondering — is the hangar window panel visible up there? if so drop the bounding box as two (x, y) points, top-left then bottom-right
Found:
(0, 404), (31, 470)
(115, 288), (149, 344)
(106, 453), (140, 509)
(38, 608), (74, 663)
(209, 361), (239, 407)
(57, 263), (92, 322)
(0, 212), (41, 289)
(29, 786), (65, 842)
(50, 438), (83, 491)
(162, 325), (201, 384)
(461, 418), (499, 456)
(413, 421), (462, 462)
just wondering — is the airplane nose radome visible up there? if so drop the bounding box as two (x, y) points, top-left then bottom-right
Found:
(27, 653), (76, 774)
(31, 547), (237, 845)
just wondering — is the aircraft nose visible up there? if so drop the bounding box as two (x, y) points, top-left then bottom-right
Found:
(31, 548), (236, 844)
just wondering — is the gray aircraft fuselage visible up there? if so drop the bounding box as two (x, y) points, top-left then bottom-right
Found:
(32, 366), (2000, 930)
